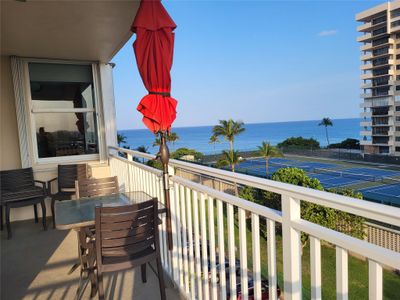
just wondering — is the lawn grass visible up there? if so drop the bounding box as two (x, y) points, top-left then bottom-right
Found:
(222, 208), (400, 299)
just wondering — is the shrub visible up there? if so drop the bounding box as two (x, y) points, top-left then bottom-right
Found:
(277, 136), (320, 149)
(171, 148), (204, 161)
(327, 138), (360, 149)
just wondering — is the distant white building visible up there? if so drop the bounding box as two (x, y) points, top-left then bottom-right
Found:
(356, 1), (400, 156)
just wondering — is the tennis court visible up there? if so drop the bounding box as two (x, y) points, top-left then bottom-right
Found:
(309, 173), (363, 188)
(340, 167), (400, 178)
(360, 184), (400, 207)
(235, 158), (400, 205)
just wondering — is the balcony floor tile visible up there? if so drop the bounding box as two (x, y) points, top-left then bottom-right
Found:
(1, 218), (182, 300)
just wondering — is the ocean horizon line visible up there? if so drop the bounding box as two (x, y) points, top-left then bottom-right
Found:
(118, 116), (360, 131)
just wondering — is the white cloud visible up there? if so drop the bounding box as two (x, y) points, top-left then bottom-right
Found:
(318, 30), (338, 37)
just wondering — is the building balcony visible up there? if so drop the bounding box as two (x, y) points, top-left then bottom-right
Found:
(357, 32), (372, 42)
(360, 121), (372, 127)
(361, 53), (373, 61)
(360, 63), (373, 70)
(360, 139), (373, 145)
(361, 111), (372, 118)
(357, 21), (372, 32)
(361, 90), (394, 99)
(361, 73), (374, 80)
(360, 43), (373, 51)
(360, 130), (372, 136)
(2, 147), (400, 300)
(361, 82), (373, 89)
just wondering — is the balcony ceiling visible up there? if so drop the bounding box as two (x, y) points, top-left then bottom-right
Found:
(0, 0), (139, 62)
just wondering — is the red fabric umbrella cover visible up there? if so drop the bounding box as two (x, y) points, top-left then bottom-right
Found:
(131, 0), (178, 133)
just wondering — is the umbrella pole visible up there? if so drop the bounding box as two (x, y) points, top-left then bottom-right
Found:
(159, 131), (173, 250)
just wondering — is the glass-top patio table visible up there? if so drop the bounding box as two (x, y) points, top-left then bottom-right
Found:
(55, 191), (166, 230)
(54, 191), (165, 299)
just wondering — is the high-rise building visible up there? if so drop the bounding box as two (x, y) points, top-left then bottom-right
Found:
(356, 1), (400, 156)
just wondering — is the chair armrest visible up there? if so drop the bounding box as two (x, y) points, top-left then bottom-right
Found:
(47, 177), (58, 195)
(34, 180), (47, 195)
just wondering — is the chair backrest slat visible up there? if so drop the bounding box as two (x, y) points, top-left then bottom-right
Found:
(58, 164), (87, 190)
(95, 199), (159, 271)
(0, 168), (34, 191)
(75, 176), (119, 199)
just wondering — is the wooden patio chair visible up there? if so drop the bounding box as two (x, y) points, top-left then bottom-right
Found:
(48, 164), (88, 228)
(94, 199), (166, 300)
(0, 167), (47, 239)
(75, 176), (119, 199)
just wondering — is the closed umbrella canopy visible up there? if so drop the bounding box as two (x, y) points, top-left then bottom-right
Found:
(131, 0), (177, 133)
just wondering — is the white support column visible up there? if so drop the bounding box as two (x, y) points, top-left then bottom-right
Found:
(238, 208), (248, 300)
(310, 236), (321, 300)
(369, 260), (382, 300)
(227, 204), (236, 300)
(282, 195), (302, 300)
(251, 214), (261, 300)
(217, 199), (227, 300)
(336, 247), (348, 300)
(199, 192), (210, 300)
(208, 196), (218, 300)
(267, 219), (277, 300)
(192, 191), (203, 300)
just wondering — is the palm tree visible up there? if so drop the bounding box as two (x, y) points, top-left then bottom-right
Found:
(136, 145), (149, 153)
(208, 135), (220, 152)
(212, 119), (245, 152)
(153, 137), (161, 147)
(257, 141), (282, 177)
(217, 150), (240, 195)
(319, 117), (333, 146)
(117, 133), (127, 147)
(135, 145), (149, 163)
(167, 132), (179, 150)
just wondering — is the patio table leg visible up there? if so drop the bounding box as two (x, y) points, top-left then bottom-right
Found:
(74, 227), (97, 299)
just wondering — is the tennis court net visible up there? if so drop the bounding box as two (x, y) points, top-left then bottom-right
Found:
(381, 176), (400, 185)
(314, 168), (377, 182)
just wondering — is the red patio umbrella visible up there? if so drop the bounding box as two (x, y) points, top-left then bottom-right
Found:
(131, 0), (178, 249)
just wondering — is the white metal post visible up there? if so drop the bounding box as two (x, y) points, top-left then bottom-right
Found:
(282, 195), (302, 300)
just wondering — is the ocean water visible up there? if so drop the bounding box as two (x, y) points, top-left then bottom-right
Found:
(119, 118), (361, 155)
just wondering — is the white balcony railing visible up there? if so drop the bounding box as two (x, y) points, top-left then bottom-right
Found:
(108, 147), (400, 300)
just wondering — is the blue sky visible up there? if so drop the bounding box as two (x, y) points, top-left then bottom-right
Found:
(112, 0), (383, 130)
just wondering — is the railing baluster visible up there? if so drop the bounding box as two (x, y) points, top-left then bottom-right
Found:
(267, 219), (277, 300)
(109, 149), (400, 300)
(170, 180), (179, 284)
(336, 247), (348, 300)
(192, 191), (203, 300)
(251, 213), (261, 300)
(169, 181), (179, 283)
(238, 208), (248, 300)
(217, 199), (227, 300)
(174, 182), (184, 286)
(180, 184), (189, 294)
(310, 236), (321, 300)
(282, 195), (302, 300)
(369, 260), (382, 300)
(156, 175), (166, 270)
(208, 196), (218, 300)
(227, 203), (236, 300)
(185, 187), (195, 299)
(199, 192), (210, 300)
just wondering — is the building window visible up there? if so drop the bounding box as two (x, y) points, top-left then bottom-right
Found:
(28, 62), (100, 161)
(396, 147), (400, 152)
(392, 21), (400, 28)
(396, 106), (400, 111)
(392, 9), (400, 18)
